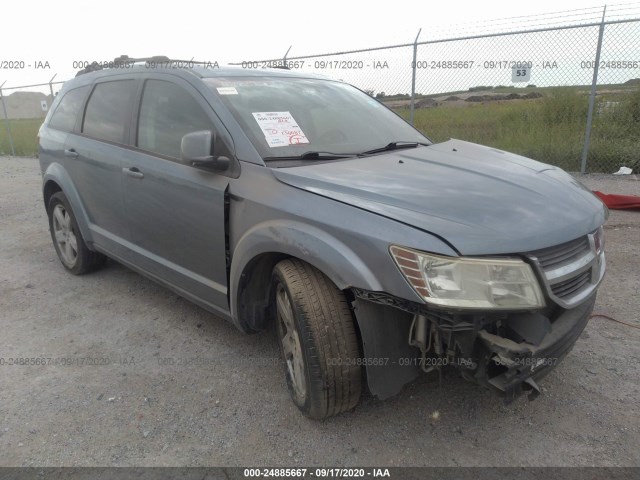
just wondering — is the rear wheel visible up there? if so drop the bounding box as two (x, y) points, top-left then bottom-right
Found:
(48, 192), (106, 274)
(272, 259), (362, 419)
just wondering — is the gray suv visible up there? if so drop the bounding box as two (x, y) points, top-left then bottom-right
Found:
(38, 57), (607, 419)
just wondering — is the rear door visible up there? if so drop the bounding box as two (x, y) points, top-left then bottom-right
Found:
(65, 78), (138, 255)
(122, 75), (232, 314)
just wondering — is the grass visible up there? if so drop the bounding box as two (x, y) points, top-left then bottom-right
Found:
(0, 118), (43, 156)
(395, 86), (640, 173)
(2, 86), (639, 172)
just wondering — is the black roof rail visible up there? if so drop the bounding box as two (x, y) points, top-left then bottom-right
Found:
(75, 55), (218, 76)
(112, 55), (171, 64)
(75, 62), (103, 77)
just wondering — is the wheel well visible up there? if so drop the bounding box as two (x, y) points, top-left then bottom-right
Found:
(43, 180), (62, 213)
(237, 253), (360, 334)
(237, 252), (289, 332)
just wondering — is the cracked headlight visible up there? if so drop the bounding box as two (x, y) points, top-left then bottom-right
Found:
(390, 246), (545, 309)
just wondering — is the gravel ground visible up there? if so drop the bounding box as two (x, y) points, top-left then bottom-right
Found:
(1, 157), (639, 467)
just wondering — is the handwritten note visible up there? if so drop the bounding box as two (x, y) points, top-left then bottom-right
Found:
(252, 111), (309, 148)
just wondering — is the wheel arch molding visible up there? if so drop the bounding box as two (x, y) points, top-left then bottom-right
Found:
(42, 163), (93, 247)
(229, 220), (384, 333)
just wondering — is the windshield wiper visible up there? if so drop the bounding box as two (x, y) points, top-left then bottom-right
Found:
(264, 151), (358, 161)
(360, 141), (430, 156)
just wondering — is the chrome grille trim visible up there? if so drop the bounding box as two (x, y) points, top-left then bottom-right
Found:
(551, 269), (591, 297)
(545, 249), (595, 282)
(527, 232), (605, 309)
(533, 236), (590, 270)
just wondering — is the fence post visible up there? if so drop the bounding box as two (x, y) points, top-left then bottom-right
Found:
(48, 74), (57, 99)
(409, 28), (422, 126)
(0, 82), (16, 157)
(580, 6), (607, 174)
(283, 46), (292, 67)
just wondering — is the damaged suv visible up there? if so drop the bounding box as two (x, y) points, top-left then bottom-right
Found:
(39, 57), (607, 419)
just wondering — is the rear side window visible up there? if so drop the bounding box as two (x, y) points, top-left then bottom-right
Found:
(82, 80), (136, 144)
(137, 80), (213, 159)
(49, 86), (89, 132)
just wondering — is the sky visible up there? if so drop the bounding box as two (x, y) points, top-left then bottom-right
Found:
(1, 0), (639, 93)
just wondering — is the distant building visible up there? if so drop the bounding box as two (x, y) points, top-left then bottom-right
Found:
(0, 91), (55, 120)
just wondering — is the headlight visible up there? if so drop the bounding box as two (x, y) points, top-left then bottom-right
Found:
(390, 246), (545, 309)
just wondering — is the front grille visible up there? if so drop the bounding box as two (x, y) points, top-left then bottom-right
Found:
(528, 233), (603, 308)
(533, 236), (590, 270)
(551, 269), (592, 299)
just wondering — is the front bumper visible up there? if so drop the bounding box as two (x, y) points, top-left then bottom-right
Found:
(352, 289), (596, 401)
(474, 296), (595, 401)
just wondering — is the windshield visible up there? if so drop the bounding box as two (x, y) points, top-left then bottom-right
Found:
(204, 76), (431, 160)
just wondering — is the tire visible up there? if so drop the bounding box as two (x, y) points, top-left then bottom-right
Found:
(47, 191), (107, 275)
(272, 259), (362, 419)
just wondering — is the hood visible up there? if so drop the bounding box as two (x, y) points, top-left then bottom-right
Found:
(271, 139), (607, 255)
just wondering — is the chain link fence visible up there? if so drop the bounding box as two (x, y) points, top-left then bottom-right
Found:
(589, 19), (640, 173)
(1, 8), (639, 173)
(0, 78), (63, 157)
(234, 9), (640, 173)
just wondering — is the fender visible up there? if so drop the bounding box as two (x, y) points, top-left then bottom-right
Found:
(42, 162), (94, 247)
(229, 219), (384, 331)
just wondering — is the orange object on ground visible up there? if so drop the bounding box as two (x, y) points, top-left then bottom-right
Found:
(593, 191), (640, 210)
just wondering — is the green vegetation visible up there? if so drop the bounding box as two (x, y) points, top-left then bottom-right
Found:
(395, 87), (640, 172)
(0, 118), (43, 156)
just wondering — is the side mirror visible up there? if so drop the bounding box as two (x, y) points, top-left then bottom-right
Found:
(180, 130), (230, 170)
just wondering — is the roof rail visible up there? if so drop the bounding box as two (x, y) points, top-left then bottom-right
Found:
(75, 62), (104, 76)
(75, 55), (218, 76)
(113, 55), (171, 64)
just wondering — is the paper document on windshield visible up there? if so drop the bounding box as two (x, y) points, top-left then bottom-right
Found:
(252, 111), (309, 148)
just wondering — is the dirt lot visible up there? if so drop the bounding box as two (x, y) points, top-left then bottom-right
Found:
(1, 156), (639, 467)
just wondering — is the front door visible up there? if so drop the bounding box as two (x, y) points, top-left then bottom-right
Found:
(122, 77), (231, 314)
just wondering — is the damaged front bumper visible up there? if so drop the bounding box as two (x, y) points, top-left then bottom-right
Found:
(474, 296), (594, 401)
(352, 289), (596, 402)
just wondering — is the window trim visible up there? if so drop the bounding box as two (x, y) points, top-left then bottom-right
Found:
(55, 72), (239, 178)
(79, 77), (138, 146)
(47, 85), (90, 134)
(133, 78), (219, 163)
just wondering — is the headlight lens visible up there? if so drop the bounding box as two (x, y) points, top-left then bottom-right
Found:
(390, 246), (545, 309)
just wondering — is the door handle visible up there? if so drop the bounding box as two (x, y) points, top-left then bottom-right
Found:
(122, 167), (144, 179)
(64, 149), (79, 158)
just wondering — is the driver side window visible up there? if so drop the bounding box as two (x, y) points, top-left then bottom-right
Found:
(137, 80), (213, 159)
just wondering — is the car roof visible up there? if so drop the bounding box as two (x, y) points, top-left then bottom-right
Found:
(196, 66), (330, 80)
(63, 63), (332, 91)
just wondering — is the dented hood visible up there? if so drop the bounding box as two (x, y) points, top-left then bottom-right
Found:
(271, 139), (607, 255)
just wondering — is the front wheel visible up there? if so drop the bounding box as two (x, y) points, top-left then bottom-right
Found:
(272, 259), (362, 419)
